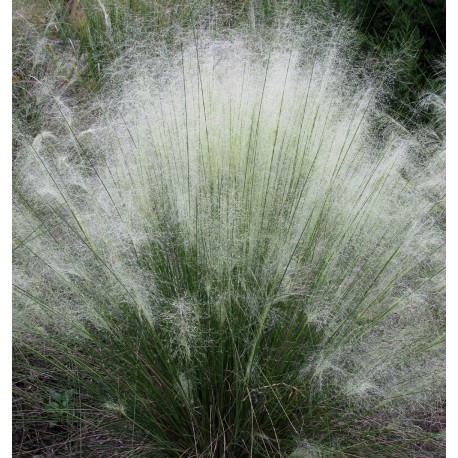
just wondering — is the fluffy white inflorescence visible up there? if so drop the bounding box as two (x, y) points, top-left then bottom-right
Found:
(13, 22), (444, 432)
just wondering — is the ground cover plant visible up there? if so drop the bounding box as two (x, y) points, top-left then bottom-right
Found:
(13, 1), (445, 457)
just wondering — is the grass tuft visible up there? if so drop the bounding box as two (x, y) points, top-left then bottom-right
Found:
(13, 14), (445, 458)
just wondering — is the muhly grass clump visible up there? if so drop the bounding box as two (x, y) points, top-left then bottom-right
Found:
(13, 21), (445, 457)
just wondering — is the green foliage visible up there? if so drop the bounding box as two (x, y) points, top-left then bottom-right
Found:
(313, 0), (445, 120)
(247, 0), (445, 121)
(51, 0), (222, 91)
(44, 388), (76, 427)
